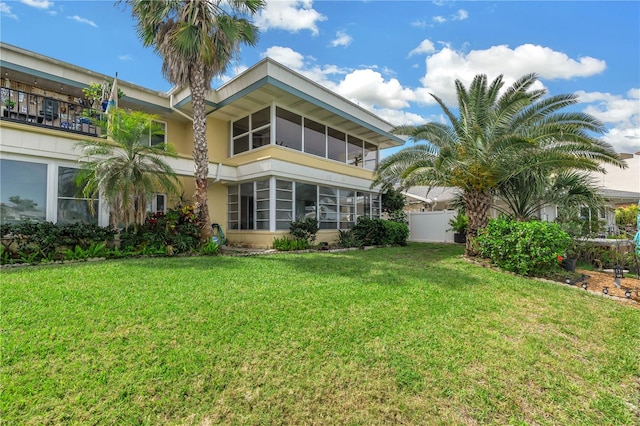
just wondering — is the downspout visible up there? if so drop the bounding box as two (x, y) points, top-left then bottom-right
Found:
(170, 93), (194, 122)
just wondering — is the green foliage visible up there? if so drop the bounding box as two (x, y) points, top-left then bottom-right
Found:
(382, 188), (406, 213)
(119, 205), (200, 255)
(570, 240), (637, 270)
(477, 217), (571, 276)
(289, 217), (319, 243)
(448, 212), (468, 233)
(1, 221), (117, 264)
(75, 108), (181, 229)
(387, 210), (408, 225)
(199, 240), (219, 255)
(351, 217), (409, 246)
(272, 236), (310, 251)
(337, 230), (363, 248)
(615, 204), (638, 236)
(383, 220), (410, 246)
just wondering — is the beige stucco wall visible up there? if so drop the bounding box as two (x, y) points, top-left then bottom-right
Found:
(225, 229), (340, 249)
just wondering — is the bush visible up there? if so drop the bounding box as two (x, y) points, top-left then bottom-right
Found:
(1, 221), (117, 264)
(350, 217), (410, 247)
(289, 218), (319, 243)
(273, 236), (310, 251)
(477, 218), (571, 276)
(120, 205), (200, 255)
(337, 230), (362, 248)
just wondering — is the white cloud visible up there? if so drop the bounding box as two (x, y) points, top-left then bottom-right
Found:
(433, 15), (446, 24)
(408, 39), (435, 57)
(331, 30), (352, 48)
(410, 20), (427, 29)
(20, 0), (52, 9)
(454, 9), (468, 20)
(418, 44), (606, 105)
(0, 2), (17, 19)
(118, 54), (133, 61)
(335, 69), (415, 110)
(256, 0), (326, 35)
(68, 15), (97, 27)
(575, 89), (640, 153)
(262, 46), (306, 69)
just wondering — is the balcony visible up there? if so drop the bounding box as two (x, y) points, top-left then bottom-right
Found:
(1, 88), (102, 137)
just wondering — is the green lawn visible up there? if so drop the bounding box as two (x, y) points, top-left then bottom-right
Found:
(2, 243), (639, 425)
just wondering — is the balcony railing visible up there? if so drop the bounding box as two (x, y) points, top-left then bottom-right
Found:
(1, 88), (102, 137)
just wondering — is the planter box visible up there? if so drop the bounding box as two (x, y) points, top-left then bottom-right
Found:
(453, 232), (466, 244)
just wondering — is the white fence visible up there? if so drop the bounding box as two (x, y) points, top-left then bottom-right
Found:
(407, 210), (458, 243)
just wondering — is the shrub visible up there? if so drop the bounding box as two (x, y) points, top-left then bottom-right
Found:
(337, 230), (362, 248)
(477, 218), (571, 276)
(289, 218), (319, 243)
(384, 220), (410, 246)
(350, 217), (409, 247)
(120, 205), (200, 255)
(1, 221), (117, 264)
(273, 236), (310, 251)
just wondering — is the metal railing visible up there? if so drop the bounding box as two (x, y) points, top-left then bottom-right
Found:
(1, 88), (102, 137)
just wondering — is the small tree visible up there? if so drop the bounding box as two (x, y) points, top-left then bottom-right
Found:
(75, 108), (181, 230)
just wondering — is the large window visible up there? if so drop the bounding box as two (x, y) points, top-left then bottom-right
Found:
(275, 107), (302, 151)
(232, 107), (271, 155)
(347, 136), (364, 167)
(319, 186), (338, 229)
(339, 190), (356, 229)
(255, 180), (270, 230)
(275, 180), (293, 230)
(364, 142), (377, 170)
(295, 183), (317, 222)
(304, 118), (326, 157)
(227, 179), (270, 230)
(231, 106), (379, 169)
(327, 128), (346, 162)
(57, 167), (98, 224)
(0, 159), (47, 224)
(139, 120), (167, 148)
(227, 178), (380, 232)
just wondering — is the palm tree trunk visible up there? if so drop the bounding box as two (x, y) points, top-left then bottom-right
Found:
(190, 61), (214, 242)
(463, 190), (493, 256)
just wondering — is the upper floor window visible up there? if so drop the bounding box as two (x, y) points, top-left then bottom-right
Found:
(231, 106), (379, 170)
(139, 120), (167, 148)
(275, 107), (302, 151)
(233, 107), (271, 155)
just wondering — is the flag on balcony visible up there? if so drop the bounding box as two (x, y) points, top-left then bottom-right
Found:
(105, 73), (118, 114)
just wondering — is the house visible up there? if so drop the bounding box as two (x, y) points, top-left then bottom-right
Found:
(0, 42), (404, 248)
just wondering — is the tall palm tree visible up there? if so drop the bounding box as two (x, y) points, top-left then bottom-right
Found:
(75, 108), (181, 229)
(126, 0), (264, 241)
(374, 73), (626, 255)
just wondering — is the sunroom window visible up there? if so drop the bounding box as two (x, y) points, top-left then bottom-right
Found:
(0, 159), (47, 224)
(232, 107), (271, 155)
(57, 166), (98, 225)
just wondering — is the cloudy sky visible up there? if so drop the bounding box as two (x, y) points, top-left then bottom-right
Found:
(1, 0), (639, 154)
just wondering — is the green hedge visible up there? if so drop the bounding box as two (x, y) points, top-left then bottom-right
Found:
(477, 218), (571, 276)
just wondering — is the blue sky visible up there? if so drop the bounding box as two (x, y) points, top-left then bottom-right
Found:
(1, 0), (639, 155)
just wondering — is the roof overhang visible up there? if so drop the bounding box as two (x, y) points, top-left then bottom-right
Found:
(173, 58), (404, 149)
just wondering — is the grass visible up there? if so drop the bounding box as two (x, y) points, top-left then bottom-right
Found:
(2, 243), (639, 425)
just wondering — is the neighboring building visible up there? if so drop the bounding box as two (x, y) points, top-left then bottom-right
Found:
(0, 42), (403, 247)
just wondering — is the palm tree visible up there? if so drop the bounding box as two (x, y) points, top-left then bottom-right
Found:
(126, 0), (264, 241)
(374, 73), (626, 255)
(75, 108), (181, 229)
(495, 167), (604, 222)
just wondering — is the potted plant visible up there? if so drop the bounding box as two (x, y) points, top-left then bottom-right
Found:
(561, 242), (579, 272)
(3, 99), (15, 117)
(448, 212), (468, 244)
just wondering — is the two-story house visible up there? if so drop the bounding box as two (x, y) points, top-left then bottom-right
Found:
(0, 42), (403, 248)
